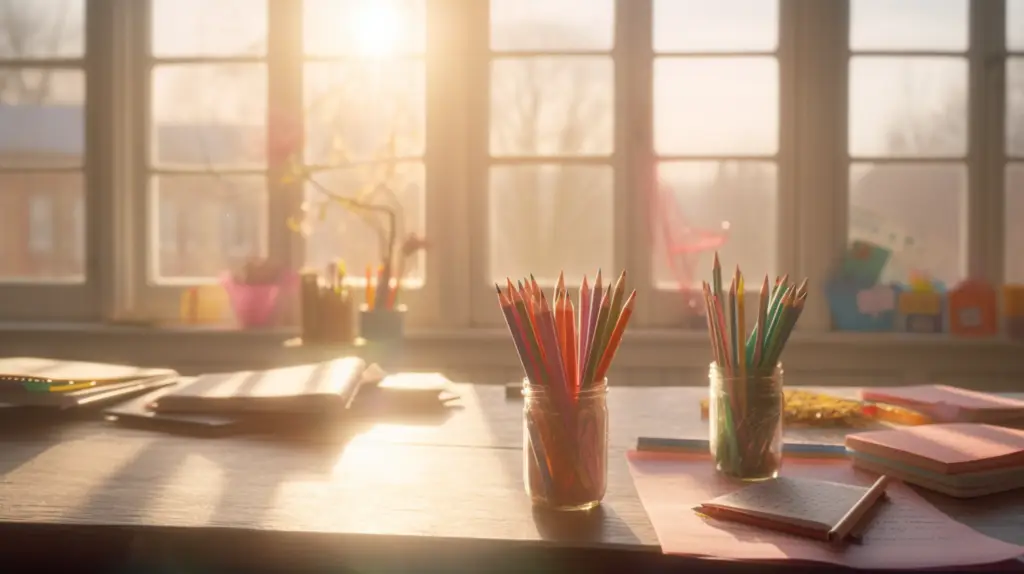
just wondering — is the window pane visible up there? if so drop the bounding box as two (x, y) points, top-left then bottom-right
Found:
(850, 0), (967, 52)
(304, 0), (425, 57)
(0, 0), (84, 59)
(490, 0), (614, 52)
(1009, 58), (1024, 158)
(1008, 164), (1024, 283)
(152, 0), (267, 57)
(849, 57), (967, 158)
(490, 57), (613, 157)
(151, 64), (267, 168)
(304, 162), (425, 283)
(849, 163), (966, 286)
(305, 61), (425, 164)
(0, 173), (83, 281)
(0, 69), (84, 168)
(653, 161), (776, 289)
(653, 0), (777, 53)
(489, 164), (613, 283)
(654, 58), (778, 156)
(1012, 0), (1024, 51)
(151, 175), (267, 280)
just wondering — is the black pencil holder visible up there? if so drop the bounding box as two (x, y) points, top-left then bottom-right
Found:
(708, 362), (784, 481)
(359, 304), (407, 342)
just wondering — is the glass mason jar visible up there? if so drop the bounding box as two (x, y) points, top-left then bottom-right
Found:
(522, 378), (609, 511)
(708, 362), (784, 481)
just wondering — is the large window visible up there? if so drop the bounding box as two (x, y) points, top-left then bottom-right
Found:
(0, 0), (87, 320)
(302, 0), (427, 286)
(486, 0), (616, 284)
(650, 0), (782, 327)
(148, 0), (269, 282)
(1, 0), (1020, 333)
(847, 0), (968, 287)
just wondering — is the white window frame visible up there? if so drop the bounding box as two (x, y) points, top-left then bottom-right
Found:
(0, 0), (1013, 334)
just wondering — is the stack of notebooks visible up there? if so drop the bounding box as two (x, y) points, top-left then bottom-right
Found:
(846, 423), (1024, 498)
(0, 357), (178, 409)
(861, 384), (1024, 425)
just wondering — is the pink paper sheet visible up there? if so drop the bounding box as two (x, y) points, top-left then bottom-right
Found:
(627, 450), (1024, 570)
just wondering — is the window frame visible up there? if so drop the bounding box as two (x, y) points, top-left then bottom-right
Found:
(0, 0), (1014, 332)
(0, 0), (93, 321)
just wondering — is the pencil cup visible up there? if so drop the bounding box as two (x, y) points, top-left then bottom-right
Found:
(359, 304), (407, 342)
(523, 378), (608, 511)
(708, 362), (784, 481)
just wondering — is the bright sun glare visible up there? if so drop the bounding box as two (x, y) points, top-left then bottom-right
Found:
(352, 1), (403, 56)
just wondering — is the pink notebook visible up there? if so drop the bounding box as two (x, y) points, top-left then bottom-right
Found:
(860, 385), (1024, 424)
(845, 423), (1024, 475)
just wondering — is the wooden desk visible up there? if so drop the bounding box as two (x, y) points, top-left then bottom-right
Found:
(1, 385), (1022, 572)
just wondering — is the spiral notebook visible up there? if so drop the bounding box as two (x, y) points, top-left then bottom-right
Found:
(0, 357), (178, 409)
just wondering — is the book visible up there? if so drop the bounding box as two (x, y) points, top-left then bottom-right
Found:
(153, 358), (375, 415)
(845, 423), (1024, 476)
(695, 476), (890, 543)
(849, 450), (1024, 498)
(0, 357), (178, 409)
(860, 385), (1024, 424)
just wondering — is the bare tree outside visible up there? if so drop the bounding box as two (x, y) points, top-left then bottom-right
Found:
(0, 0), (82, 103)
(489, 44), (614, 282)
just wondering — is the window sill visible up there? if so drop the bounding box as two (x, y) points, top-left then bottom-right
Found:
(0, 322), (1019, 389)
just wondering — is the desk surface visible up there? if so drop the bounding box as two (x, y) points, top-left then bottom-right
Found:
(2, 384), (1023, 571)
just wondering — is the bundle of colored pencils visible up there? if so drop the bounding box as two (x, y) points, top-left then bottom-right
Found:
(701, 253), (808, 479)
(498, 270), (635, 506)
(496, 270), (635, 397)
(702, 254), (808, 378)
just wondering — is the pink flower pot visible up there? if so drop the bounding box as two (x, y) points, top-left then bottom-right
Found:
(221, 272), (297, 329)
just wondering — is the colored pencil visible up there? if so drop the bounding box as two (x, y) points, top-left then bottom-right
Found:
(594, 289), (635, 382)
(496, 271), (635, 398)
(578, 275), (591, 388)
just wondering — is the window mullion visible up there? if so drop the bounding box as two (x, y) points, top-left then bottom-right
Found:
(267, 0), (304, 276)
(105, 0), (150, 320)
(466, 0), (492, 326)
(793, 0), (848, 331)
(969, 0), (1007, 283)
(620, 0), (655, 328)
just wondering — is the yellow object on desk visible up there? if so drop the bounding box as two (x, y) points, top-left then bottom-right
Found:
(699, 389), (931, 427)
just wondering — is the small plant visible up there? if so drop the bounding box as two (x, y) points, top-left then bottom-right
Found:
(282, 135), (427, 285)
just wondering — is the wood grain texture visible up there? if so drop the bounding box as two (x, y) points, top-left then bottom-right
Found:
(1, 385), (1022, 571)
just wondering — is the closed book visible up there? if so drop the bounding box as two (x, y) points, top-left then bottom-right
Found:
(845, 423), (1024, 476)
(849, 451), (1024, 498)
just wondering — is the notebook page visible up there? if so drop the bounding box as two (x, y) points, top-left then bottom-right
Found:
(846, 424), (1024, 467)
(0, 357), (173, 383)
(703, 477), (869, 531)
(170, 358), (365, 400)
(627, 450), (1024, 569)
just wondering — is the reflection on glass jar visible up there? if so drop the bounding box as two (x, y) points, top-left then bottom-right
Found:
(708, 362), (784, 481)
(522, 378), (608, 511)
